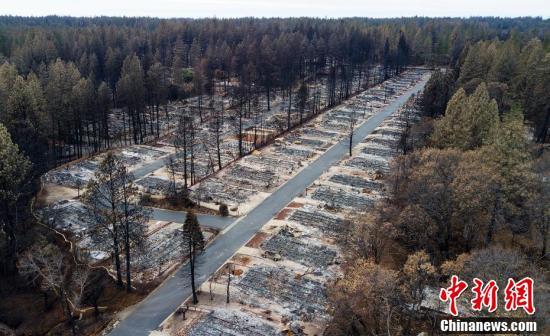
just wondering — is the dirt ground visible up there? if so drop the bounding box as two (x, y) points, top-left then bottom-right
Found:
(38, 183), (79, 206)
(0, 272), (146, 336)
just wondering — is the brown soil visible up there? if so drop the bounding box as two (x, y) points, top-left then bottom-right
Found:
(0, 271), (146, 336)
(37, 183), (79, 206)
(275, 208), (292, 220)
(245, 232), (269, 248)
(0, 285), (65, 335)
(233, 255), (251, 265)
(231, 269), (244, 276)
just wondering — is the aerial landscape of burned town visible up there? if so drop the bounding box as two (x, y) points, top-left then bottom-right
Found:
(0, 1), (549, 335)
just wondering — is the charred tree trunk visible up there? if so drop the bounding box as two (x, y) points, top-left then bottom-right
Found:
(226, 264), (231, 304)
(287, 86), (292, 131)
(266, 85), (271, 111)
(349, 129), (353, 156)
(112, 225), (123, 288)
(189, 240), (198, 304)
(124, 211), (132, 293)
(183, 134), (188, 188)
(238, 99), (244, 157)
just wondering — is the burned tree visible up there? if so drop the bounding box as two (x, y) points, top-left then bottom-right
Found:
(212, 103), (224, 170)
(84, 153), (148, 291)
(175, 115), (196, 188)
(19, 243), (66, 309)
(83, 268), (109, 319)
(71, 263), (92, 316)
(181, 211), (204, 304)
(348, 106), (359, 156)
(84, 153), (125, 287)
(235, 83), (246, 157)
(19, 242), (88, 336)
(386, 86), (396, 103)
(146, 62), (168, 137)
(116, 54), (146, 144)
(297, 82), (309, 125)
(165, 155), (192, 207)
(226, 263), (233, 303)
(166, 155), (179, 200)
(119, 169), (150, 292)
(252, 94), (261, 147)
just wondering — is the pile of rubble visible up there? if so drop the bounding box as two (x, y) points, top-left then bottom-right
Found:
(288, 208), (345, 235)
(43, 145), (172, 188)
(311, 186), (375, 209)
(345, 156), (390, 173)
(157, 68), (430, 336)
(136, 176), (176, 195)
(188, 309), (279, 336)
(180, 70), (425, 213)
(234, 266), (329, 320)
(244, 155), (299, 174)
(328, 174), (384, 190)
(224, 164), (278, 190)
(261, 227), (337, 268)
(43, 160), (99, 188)
(191, 178), (256, 206)
(40, 199), (92, 236)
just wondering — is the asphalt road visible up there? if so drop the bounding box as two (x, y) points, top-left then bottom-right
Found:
(108, 77), (428, 336)
(148, 207), (234, 231)
(131, 150), (184, 180)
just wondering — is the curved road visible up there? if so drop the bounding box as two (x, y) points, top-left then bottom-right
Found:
(109, 76), (428, 336)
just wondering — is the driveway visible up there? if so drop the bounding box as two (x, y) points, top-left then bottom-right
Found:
(148, 207), (234, 231)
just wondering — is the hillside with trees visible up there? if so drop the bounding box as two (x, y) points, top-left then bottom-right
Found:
(0, 16), (548, 168)
(328, 33), (549, 334)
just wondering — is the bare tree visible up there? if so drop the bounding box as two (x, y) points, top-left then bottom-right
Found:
(175, 114), (195, 187)
(297, 82), (308, 125)
(119, 169), (150, 292)
(236, 85), (246, 157)
(348, 105), (359, 156)
(165, 155), (179, 199)
(226, 263), (232, 303)
(75, 179), (83, 198)
(71, 264), (92, 315)
(19, 243), (78, 336)
(213, 102), (224, 170)
(252, 94), (261, 148)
